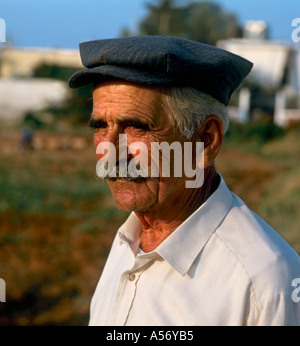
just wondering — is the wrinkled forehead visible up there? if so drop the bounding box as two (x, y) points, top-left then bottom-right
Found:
(93, 80), (168, 96)
(91, 80), (170, 125)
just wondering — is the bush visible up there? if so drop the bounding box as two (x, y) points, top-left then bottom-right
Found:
(23, 112), (44, 130)
(225, 119), (285, 144)
(31, 64), (93, 126)
(32, 63), (78, 82)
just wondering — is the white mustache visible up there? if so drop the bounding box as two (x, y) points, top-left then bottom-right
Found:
(96, 160), (154, 181)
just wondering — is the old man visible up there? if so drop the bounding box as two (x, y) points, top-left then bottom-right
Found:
(69, 36), (300, 326)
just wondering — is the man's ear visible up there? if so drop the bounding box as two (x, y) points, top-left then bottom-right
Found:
(194, 115), (224, 168)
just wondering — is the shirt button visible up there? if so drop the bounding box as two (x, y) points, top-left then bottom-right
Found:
(128, 273), (135, 281)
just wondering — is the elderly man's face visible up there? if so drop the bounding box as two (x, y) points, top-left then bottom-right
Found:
(91, 81), (188, 212)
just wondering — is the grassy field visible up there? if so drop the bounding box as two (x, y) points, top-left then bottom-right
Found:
(0, 121), (299, 325)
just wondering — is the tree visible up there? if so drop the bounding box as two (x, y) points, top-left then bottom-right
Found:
(124, 0), (242, 45)
(183, 1), (242, 44)
(140, 0), (184, 37)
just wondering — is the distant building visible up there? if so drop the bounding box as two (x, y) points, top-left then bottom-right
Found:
(0, 46), (81, 78)
(218, 21), (300, 127)
(0, 46), (82, 121)
(243, 20), (268, 40)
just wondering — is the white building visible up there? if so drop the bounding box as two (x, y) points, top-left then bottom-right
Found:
(0, 78), (70, 121)
(218, 23), (300, 127)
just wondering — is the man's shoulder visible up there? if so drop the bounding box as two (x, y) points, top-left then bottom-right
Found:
(215, 192), (300, 298)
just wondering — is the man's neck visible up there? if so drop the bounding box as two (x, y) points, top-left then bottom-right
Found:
(136, 167), (220, 252)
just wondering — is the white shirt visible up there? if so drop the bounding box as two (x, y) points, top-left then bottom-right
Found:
(89, 175), (300, 326)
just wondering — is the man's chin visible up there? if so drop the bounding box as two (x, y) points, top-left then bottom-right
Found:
(107, 178), (157, 211)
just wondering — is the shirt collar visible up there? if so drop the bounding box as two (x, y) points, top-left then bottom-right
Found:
(118, 174), (233, 276)
(156, 175), (233, 275)
(118, 212), (143, 255)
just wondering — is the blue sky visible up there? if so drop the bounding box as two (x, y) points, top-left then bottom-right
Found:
(1, 0), (299, 49)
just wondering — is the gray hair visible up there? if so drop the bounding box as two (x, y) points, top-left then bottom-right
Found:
(161, 87), (230, 139)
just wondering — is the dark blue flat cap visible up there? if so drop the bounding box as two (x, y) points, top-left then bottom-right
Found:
(68, 36), (253, 106)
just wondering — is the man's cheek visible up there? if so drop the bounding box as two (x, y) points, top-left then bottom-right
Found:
(94, 135), (108, 160)
(95, 139), (115, 162)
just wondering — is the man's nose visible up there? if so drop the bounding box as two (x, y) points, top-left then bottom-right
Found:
(105, 127), (120, 146)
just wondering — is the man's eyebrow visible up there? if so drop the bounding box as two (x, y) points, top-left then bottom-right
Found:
(119, 118), (150, 130)
(89, 114), (151, 130)
(88, 116), (107, 128)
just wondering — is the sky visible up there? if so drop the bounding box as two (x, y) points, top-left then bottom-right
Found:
(0, 0), (299, 49)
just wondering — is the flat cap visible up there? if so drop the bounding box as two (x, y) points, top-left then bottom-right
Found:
(68, 35), (253, 106)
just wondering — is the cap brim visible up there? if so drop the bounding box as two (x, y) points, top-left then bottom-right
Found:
(68, 65), (174, 89)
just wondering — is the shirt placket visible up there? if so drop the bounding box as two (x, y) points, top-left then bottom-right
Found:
(112, 252), (157, 325)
